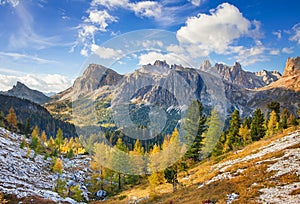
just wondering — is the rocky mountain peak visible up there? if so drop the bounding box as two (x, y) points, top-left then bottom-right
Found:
(283, 56), (300, 77)
(2, 81), (49, 104)
(153, 60), (170, 68)
(200, 60), (212, 70)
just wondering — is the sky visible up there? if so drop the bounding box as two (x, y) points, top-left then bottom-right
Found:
(0, 0), (299, 93)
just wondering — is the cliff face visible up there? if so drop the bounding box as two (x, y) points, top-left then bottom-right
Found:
(283, 56), (300, 77)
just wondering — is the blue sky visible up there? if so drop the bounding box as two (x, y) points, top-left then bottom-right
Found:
(0, 0), (299, 93)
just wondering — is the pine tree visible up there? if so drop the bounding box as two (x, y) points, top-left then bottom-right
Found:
(251, 108), (266, 141)
(163, 128), (185, 192)
(55, 128), (64, 149)
(183, 100), (207, 161)
(41, 131), (47, 144)
(129, 139), (145, 176)
(53, 158), (63, 174)
(224, 110), (242, 152)
(267, 101), (280, 122)
(112, 137), (128, 190)
(238, 124), (252, 146)
(30, 126), (39, 150)
(212, 132), (226, 157)
(48, 136), (56, 149)
(201, 108), (223, 158)
(280, 108), (289, 129)
(6, 107), (17, 130)
(267, 110), (278, 137)
(148, 144), (164, 193)
(288, 113), (298, 127)
(70, 184), (83, 202)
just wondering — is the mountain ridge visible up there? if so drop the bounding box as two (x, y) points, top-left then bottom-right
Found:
(0, 81), (50, 105)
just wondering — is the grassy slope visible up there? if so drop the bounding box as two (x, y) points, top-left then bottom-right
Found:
(99, 127), (300, 204)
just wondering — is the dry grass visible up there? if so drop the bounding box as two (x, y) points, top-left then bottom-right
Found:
(101, 127), (300, 203)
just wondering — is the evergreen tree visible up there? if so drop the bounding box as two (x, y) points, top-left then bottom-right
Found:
(163, 128), (184, 192)
(112, 138), (128, 190)
(280, 108), (289, 129)
(238, 124), (252, 146)
(212, 132), (227, 157)
(129, 139), (145, 176)
(6, 107), (17, 130)
(148, 144), (164, 193)
(289, 113), (298, 127)
(267, 110), (278, 137)
(251, 108), (266, 141)
(183, 100), (207, 161)
(201, 108), (223, 158)
(30, 126), (39, 150)
(55, 128), (64, 149)
(267, 101), (280, 122)
(41, 131), (47, 144)
(224, 110), (242, 152)
(70, 184), (83, 202)
(53, 158), (63, 174)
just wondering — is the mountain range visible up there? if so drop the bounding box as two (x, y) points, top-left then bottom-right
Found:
(45, 57), (300, 128)
(1, 57), (299, 128)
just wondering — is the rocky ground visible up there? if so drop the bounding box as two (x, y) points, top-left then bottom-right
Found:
(0, 127), (92, 203)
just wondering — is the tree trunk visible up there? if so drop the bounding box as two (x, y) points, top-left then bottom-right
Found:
(118, 173), (121, 190)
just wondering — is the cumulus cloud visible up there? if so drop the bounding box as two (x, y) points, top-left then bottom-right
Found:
(86, 9), (117, 31)
(289, 23), (300, 45)
(177, 3), (262, 55)
(0, 72), (72, 93)
(91, 44), (123, 59)
(282, 47), (294, 54)
(129, 1), (162, 18)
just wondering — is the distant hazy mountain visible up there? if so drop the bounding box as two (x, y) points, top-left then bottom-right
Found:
(1, 81), (50, 104)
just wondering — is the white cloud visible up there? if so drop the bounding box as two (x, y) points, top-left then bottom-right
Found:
(0, 52), (58, 64)
(129, 1), (162, 18)
(166, 44), (185, 54)
(177, 3), (262, 55)
(138, 51), (192, 67)
(272, 30), (282, 39)
(74, 8), (117, 56)
(282, 47), (294, 54)
(289, 23), (300, 45)
(141, 40), (164, 49)
(86, 9), (117, 31)
(0, 72), (72, 93)
(188, 0), (204, 7)
(91, 44), (123, 59)
(269, 49), (280, 55)
(0, 0), (20, 7)
(233, 45), (268, 66)
(91, 0), (129, 8)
